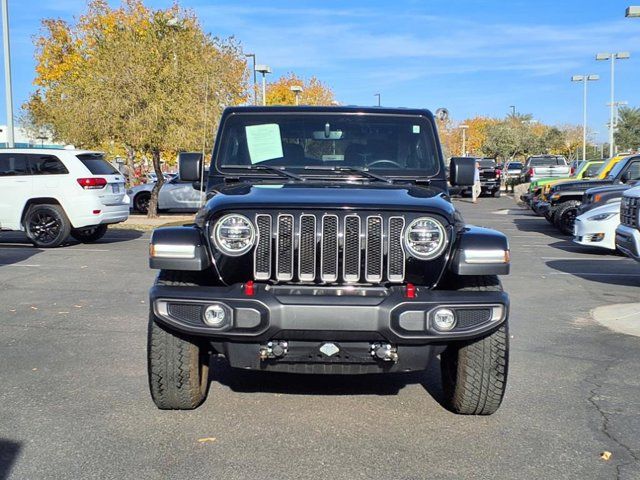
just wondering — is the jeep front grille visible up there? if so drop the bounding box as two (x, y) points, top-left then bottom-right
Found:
(621, 196), (639, 229)
(253, 212), (406, 284)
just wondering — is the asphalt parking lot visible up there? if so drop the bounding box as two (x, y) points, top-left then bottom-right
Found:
(1, 195), (640, 480)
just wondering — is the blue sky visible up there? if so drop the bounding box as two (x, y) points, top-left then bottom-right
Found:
(3, 0), (640, 142)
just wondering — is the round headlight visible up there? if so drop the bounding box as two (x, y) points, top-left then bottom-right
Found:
(404, 217), (447, 260)
(212, 214), (255, 256)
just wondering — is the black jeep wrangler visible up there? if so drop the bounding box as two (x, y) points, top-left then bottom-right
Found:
(147, 106), (511, 415)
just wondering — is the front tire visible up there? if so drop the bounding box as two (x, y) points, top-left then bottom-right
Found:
(147, 271), (210, 410)
(440, 275), (509, 415)
(134, 192), (151, 214)
(24, 204), (71, 248)
(492, 188), (501, 198)
(70, 224), (108, 243)
(554, 200), (580, 235)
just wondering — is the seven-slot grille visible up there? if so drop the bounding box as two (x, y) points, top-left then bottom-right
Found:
(254, 213), (406, 284)
(621, 196), (639, 229)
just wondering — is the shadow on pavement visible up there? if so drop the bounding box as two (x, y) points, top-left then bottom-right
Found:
(0, 439), (21, 480)
(512, 217), (566, 240)
(545, 259), (640, 287)
(210, 356), (445, 405)
(0, 232), (43, 267)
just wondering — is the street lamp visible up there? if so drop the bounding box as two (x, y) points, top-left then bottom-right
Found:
(245, 53), (257, 105)
(571, 74), (599, 161)
(625, 6), (640, 16)
(290, 85), (303, 106)
(1, 0), (14, 148)
(374, 93), (381, 107)
(255, 64), (271, 106)
(459, 124), (469, 156)
(509, 105), (516, 116)
(596, 51), (630, 157)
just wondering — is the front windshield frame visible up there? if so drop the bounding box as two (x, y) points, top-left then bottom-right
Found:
(214, 112), (442, 180)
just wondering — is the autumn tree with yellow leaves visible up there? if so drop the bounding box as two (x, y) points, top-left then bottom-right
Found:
(24, 0), (248, 217)
(265, 73), (335, 106)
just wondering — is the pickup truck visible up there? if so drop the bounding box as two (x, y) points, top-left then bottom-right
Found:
(541, 154), (640, 234)
(478, 158), (502, 197)
(616, 185), (640, 261)
(521, 155), (569, 183)
(576, 181), (640, 216)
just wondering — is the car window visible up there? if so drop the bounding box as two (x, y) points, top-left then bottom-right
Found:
(76, 153), (120, 175)
(624, 161), (640, 181)
(27, 154), (68, 175)
(0, 153), (30, 176)
(508, 162), (522, 169)
(479, 160), (495, 168)
(585, 162), (603, 176)
(528, 157), (566, 166)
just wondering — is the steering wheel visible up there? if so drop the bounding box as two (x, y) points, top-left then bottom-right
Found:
(367, 159), (402, 168)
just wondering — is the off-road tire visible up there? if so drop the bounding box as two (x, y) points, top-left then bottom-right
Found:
(492, 188), (501, 198)
(70, 224), (108, 243)
(440, 275), (509, 415)
(134, 192), (151, 214)
(24, 204), (71, 248)
(553, 200), (580, 235)
(148, 270), (210, 410)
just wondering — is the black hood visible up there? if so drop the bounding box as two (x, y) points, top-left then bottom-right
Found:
(553, 179), (613, 192)
(197, 181), (456, 225)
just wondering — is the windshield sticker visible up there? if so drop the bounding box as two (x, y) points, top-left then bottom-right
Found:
(245, 123), (283, 164)
(322, 154), (344, 161)
(412, 125), (420, 134)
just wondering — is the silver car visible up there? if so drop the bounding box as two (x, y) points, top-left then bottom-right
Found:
(128, 176), (205, 213)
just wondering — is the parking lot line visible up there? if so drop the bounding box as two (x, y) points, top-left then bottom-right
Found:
(0, 264), (41, 267)
(548, 272), (640, 277)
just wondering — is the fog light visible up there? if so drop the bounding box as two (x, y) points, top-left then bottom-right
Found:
(204, 304), (228, 327)
(433, 308), (456, 331)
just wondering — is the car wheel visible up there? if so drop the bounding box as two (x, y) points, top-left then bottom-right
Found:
(147, 271), (210, 410)
(70, 224), (108, 243)
(554, 201), (580, 235)
(134, 192), (151, 214)
(440, 275), (508, 415)
(24, 204), (71, 248)
(492, 188), (501, 198)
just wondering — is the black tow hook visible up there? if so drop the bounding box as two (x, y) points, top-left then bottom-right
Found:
(259, 341), (288, 360)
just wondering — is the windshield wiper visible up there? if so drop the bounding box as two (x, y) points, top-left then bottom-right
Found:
(303, 165), (393, 183)
(234, 165), (304, 181)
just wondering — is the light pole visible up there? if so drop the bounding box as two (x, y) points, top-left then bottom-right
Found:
(290, 85), (302, 106)
(245, 53), (257, 105)
(571, 74), (599, 161)
(459, 124), (469, 156)
(596, 51), (630, 157)
(374, 93), (381, 106)
(255, 64), (271, 106)
(1, 0), (14, 148)
(509, 105), (516, 116)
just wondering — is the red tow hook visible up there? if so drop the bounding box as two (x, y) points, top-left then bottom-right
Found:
(244, 280), (255, 296)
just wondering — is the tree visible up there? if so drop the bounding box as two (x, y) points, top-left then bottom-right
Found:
(25, 0), (248, 217)
(615, 106), (640, 152)
(437, 116), (498, 159)
(265, 73), (335, 106)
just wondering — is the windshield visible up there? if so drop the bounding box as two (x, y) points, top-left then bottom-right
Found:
(606, 158), (628, 179)
(507, 162), (522, 169)
(217, 113), (440, 177)
(479, 160), (495, 168)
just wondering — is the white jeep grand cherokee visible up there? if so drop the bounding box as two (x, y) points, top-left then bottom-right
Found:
(0, 149), (130, 247)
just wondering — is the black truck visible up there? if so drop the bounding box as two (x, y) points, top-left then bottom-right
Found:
(543, 155), (640, 234)
(147, 106), (511, 414)
(478, 158), (502, 197)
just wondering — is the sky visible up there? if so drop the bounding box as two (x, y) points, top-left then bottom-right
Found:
(2, 0), (640, 142)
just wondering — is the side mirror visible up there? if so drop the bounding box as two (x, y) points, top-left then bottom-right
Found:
(620, 171), (630, 183)
(449, 157), (476, 187)
(178, 152), (204, 182)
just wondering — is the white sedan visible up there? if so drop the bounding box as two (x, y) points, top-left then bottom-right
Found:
(573, 201), (621, 251)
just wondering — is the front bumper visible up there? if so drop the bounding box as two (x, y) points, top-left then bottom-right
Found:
(150, 283), (509, 345)
(573, 216), (617, 250)
(536, 201), (551, 216)
(616, 224), (640, 261)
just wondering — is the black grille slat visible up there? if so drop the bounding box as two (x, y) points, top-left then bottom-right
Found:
(343, 215), (361, 282)
(277, 215), (294, 281)
(168, 304), (203, 325)
(388, 217), (405, 281)
(365, 216), (383, 282)
(299, 215), (316, 281)
(254, 214), (272, 280)
(321, 215), (339, 282)
(455, 309), (492, 329)
(621, 196), (639, 228)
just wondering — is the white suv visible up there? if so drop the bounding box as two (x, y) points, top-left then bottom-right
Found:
(0, 149), (129, 247)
